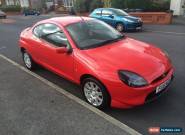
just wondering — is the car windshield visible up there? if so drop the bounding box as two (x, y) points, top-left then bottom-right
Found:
(112, 9), (128, 16)
(66, 19), (124, 49)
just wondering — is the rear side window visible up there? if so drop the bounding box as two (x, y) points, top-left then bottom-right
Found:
(33, 23), (60, 38)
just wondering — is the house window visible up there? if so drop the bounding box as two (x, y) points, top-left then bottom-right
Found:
(6, 0), (20, 5)
(63, 0), (74, 8)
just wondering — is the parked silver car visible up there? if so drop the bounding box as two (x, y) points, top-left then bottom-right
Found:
(0, 10), (6, 19)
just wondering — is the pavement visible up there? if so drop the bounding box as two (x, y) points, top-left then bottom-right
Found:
(0, 55), (134, 135)
(173, 16), (185, 25)
(0, 15), (185, 135)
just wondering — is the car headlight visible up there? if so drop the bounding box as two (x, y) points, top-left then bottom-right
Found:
(163, 50), (169, 58)
(138, 18), (142, 22)
(118, 70), (148, 88)
(163, 50), (172, 63)
(123, 18), (134, 23)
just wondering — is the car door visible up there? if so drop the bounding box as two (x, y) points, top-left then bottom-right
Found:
(101, 9), (115, 26)
(32, 23), (74, 81)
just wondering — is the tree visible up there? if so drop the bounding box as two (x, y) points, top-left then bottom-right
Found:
(111, 0), (126, 9)
(103, 0), (111, 8)
(74, 0), (86, 13)
(90, 0), (103, 11)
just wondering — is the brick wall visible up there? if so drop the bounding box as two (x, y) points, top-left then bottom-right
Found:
(130, 12), (173, 24)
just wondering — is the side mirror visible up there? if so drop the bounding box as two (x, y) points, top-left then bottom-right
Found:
(109, 14), (114, 18)
(55, 47), (68, 54)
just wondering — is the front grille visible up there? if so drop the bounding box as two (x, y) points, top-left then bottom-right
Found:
(127, 22), (142, 28)
(145, 87), (167, 103)
(152, 69), (171, 84)
(145, 75), (174, 103)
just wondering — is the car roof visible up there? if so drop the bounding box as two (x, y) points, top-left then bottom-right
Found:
(37, 16), (93, 27)
(94, 8), (119, 11)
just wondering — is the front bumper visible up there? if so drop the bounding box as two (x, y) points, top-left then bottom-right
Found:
(126, 21), (143, 30)
(0, 15), (6, 19)
(105, 68), (174, 108)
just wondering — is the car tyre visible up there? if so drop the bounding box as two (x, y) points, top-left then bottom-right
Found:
(116, 23), (124, 32)
(22, 51), (36, 70)
(82, 77), (111, 109)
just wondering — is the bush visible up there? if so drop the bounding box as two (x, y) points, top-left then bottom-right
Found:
(90, 0), (103, 12)
(74, 0), (87, 13)
(111, 0), (127, 9)
(0, 5), (21, 12)
(110, 0), (170, 12)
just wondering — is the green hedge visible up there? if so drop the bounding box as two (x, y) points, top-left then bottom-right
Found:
(89, 0), (103, 12)
(74, 0), (103, 13)
(111, 0), (171, 12)
(0, 5), (21, 12)
(74, 0), (171, 13)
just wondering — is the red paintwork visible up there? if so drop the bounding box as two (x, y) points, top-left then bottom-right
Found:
(19, 17), (174, 108)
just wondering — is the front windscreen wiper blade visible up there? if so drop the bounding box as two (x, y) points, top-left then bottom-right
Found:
(82, 35), (125, 50)
(99, 35), (125, 45)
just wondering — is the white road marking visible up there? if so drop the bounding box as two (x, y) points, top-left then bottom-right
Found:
(145, 30), (185, 36)
(0, 54), (141, 135)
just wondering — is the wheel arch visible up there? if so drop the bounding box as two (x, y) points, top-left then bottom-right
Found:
(80, 74), (111, 99)
(116, 21), (125, 26)
(20, 47), (26, 53)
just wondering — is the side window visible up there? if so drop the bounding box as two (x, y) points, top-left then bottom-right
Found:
(102, 10), (113, 16)
(94, 10), (101, 16)
(33, 23), (60, 38)
(43, 31), (68, 47)
(33, 23), (68, 47)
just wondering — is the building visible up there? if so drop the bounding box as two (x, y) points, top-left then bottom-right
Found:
(0, 0), (74, 9)
(0, 0), (17, 6)
(170, 0), (185, 15)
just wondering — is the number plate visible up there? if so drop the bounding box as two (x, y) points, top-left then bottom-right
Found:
(156, 77), (171, 94)
(136, 27), (142, 30)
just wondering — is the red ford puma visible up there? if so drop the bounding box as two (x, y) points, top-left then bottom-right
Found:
(19, 16), (174, 109)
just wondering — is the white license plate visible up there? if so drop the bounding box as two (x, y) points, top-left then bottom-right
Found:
(156, 77), (171, 94)
(136, 27), (142, 30)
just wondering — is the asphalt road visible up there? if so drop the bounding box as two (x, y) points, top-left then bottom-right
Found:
(0, 15), (185, 135)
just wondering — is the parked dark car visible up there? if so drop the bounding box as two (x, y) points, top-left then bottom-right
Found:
(0, 10), (6, 19)
(23, 9), (40, 16)
(89, 8), (143, 32)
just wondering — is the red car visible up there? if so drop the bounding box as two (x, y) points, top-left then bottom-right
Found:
(19, 16), (174, 109)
